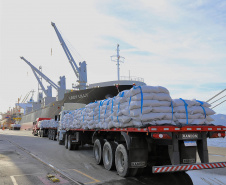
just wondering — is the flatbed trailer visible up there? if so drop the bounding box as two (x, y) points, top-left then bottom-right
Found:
(56, 125), (226, 177)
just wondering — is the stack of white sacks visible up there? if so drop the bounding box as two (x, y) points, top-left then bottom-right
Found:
(60, 85), (216, 129)
(172, 99), (215, 125)
(38, 119), (58, 129)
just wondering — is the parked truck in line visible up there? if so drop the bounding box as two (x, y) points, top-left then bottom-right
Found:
(32, 118), (52, 137)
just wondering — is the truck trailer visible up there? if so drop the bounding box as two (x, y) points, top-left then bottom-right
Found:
(34, 85), (226, 177)
(56, 123), (226, 177)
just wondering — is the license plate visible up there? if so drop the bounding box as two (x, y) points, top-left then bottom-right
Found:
(184, 141), (197, 147)
(182, 133), (198, 139)
(183, 158), (196, 163)
(131, 162), (146, 167)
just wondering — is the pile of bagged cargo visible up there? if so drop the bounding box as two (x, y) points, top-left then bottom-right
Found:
(60, 85), (215, 129)
(38, 119), (58, 129)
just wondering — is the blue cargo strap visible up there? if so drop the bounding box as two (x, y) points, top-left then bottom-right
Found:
(93, 108), (95, 121)
(111, 98), (115, 121)
(171, 100), (174, 121)
(180, 98), (188, 125)
(92, 101), (98, 121)
(196, 100), (206, 118)
(104, 100), (110, 122)
(119, 91), (125, 97)
(83, 108), (86, 122)
(81, 108), (84, 122)
(117, 92), (125, 123)
(128, 96), (132, 114)
(99, 101), (103, 123)
(130, 86), (143, 114)
(117, 102), (120, 123)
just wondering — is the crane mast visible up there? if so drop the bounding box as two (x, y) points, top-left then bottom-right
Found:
(51, 22), (87, 90)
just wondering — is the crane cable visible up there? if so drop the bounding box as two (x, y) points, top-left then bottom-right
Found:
(206, 89), (226, 103)
(212, 99), (226, 109)
(59, 30), (84, 63)
(210, 94), (226, 105)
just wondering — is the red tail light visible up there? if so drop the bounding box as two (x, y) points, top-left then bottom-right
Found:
(152, 133), (172, 139)
(210, 132), (225, 138)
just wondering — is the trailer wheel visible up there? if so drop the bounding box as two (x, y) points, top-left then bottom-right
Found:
(93, 139), (104, 165)
(115, 144), (138, 177)
(103, 141), (117, 170)
(48, 130), (51, 140)
(58, 133), (64, 145)
(50, 130), (53, 140)
(41, 130), (44, 138)
(53, 130), (56, 140)
(68, 135), (73, 150)
(65, 133), (68, 149)
(173, 172), (193, 185)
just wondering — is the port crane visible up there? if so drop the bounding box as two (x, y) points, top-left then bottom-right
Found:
(51, 22), (87, 90)
(20, 57), (66, 101)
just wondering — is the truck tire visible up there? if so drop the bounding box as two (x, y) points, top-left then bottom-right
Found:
(48, 130), (51, 140)
(65, 133), (68, 149)
(173, 172), (193, 185)
(53, 130), (56, 140)
(41, 130), (44, 138)
(93, 139), (104, 165)
(39, 130), (41, 137)
(68, 135), (73, 150)
(50, 130), (53, 140)
(115, 144), (138, 177)
(103, 141), (117, 170)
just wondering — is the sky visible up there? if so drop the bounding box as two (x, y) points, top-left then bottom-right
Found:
(0, 0), (226, 118)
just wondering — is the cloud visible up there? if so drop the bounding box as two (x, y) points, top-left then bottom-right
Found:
(1, 0), (226, 114)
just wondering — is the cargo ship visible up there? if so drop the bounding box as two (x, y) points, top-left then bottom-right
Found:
(19, 80), (145, 130)
(15, 22), (146, 130)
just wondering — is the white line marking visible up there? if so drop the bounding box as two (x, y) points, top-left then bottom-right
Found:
(3, 136), (82, 185)
(49, 164), (54, 168)
(10, 176), (18, 185)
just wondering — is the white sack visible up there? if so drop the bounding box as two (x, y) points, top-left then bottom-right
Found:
(130, 100), (171, 109)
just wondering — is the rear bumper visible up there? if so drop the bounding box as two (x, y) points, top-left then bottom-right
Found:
(153, 162), (226, 173)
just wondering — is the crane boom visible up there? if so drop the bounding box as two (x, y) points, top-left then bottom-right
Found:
(31, 69), (48, 96)
(20, 57), (59, 90)
(51, 22), (87, 90)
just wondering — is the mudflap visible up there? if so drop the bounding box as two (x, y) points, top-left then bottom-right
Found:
(128, 137), (148, 168)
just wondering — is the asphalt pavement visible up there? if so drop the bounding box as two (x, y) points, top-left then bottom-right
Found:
(0, 130), (225, 185)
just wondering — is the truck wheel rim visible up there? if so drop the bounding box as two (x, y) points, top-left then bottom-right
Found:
(118, 151), (125, 171)
(104, 146), (111, 165)
(94, 145), (99, 160)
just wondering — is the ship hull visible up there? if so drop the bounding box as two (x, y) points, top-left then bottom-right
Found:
(20, 85), (134, 130)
